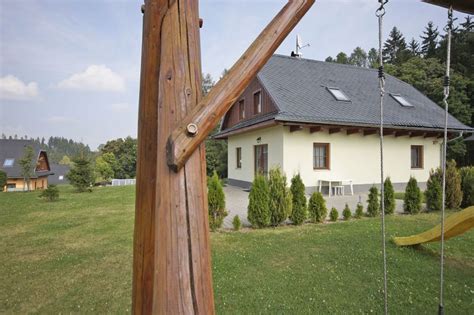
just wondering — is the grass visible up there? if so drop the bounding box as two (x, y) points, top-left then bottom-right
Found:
(1, 186), (473, 314)
(395, 191), (427, 203)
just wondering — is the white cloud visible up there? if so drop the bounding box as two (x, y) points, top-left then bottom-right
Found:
(0, 75), (39, 100)
(57, 65), (125, 92)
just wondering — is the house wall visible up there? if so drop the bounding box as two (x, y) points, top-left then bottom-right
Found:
(227, 125), (441, 192)
(3, 177), (48, 192)
(227, 125), (284, 185)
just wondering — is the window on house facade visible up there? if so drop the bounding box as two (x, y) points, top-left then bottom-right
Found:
(238, 100), (245, 120)
(3, 158), (14, 167)
(391, 94), (413, 107)
(254, 144), (268, 176)
(313, 143), (330, 170)
(327, 87), (350, 102)
(236, 147), (242, 169)
(253, 91), (262, 115)
(411, 145), (424, 169)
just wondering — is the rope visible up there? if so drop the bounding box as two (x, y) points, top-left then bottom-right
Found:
(439, 6), (453, 315)
(376, 1), (388, 314)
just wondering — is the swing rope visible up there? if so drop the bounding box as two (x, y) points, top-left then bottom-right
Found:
(376, 1), (389, 314)
(439, 6), (454, 315)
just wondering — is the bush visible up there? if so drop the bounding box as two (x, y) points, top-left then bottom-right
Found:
(425, 169), (442, 211)
(232, 215), (241, 231)
(208, 171), (227, 231)
(0, 170), (6, 192)
(308, 192), (327, 223)
(367, 186), (379, 217)
(290, 174), (307, 225)
(460, 167), (474, 207)
(67, 156), (95, 192)
(355, 203), (363, 219)
(342, 204), (351, 220)
(39, 185), (59, 202)
(329, 207), (339, 222)
(248, 174), (270, 228)
(383, 177), (395, 214)
(445, 160), (462, 209)
(404, 177), (422, 214)
(268, 167), (292, 226)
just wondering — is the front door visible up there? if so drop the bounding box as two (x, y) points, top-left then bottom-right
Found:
(254, 144), (268, 176)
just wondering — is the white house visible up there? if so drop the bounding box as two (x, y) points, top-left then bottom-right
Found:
(215, 54), (472, 194)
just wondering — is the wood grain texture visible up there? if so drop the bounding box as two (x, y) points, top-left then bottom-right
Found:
(132, 0), (214, 314)
(167, 0), (315, 172)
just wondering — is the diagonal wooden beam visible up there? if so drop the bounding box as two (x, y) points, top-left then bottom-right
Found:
(166, 0), (315, 172)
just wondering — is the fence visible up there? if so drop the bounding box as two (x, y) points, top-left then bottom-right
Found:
(111, 179), (136, 186)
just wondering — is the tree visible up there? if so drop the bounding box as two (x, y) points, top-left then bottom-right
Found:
(460, 167), (474, 208)
(367, 48), (379, 68)
(425, 169), (443, 211)
(335, 52), (349, 64)
(308, 191), (327, 223)
(101, 137), (137, 179)
(19, 145), (35, 191)
(383, 27), (409, 65)
(408, 38), (421, 57)
(342, 204), (351, 220)
(59, 155), (72, 166)
(404, 177), (422, 214)
(325, 56), (334, 62)
(205, 125), (227, 178)
(247, 174), (270, 228)
(289, 173), (307, 225)
(202, 73), (215, 96)
(67, 156), (95, 192)
(207, 171), (227, 231)
(367, 186), (379, 217)
(268, 167), (292, 226)
(39, 185), (59, 202)
(95, 155), (114, 182)
(349, 47), (368, 67)
(0, 170), (7, 191)
(384, 177), (395, 214)
(445, 160), (462, 209)
(420, 21), (439, 58)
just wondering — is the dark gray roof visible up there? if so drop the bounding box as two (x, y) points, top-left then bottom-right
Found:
(0, 139), (53, 178)
(223, 54), (471, 135)
(49, 164), (70, 185)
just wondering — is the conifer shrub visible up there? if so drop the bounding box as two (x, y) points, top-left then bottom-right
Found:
(207, 171), (227, 231)
(232, 215), (241, 231)
(247, 174), (270, 228)
(460, 167), (474, 208)
(425, 169), (443, 211)
(355, 203), (363, 219)
(39, 185), (59, 202)
(329, 207), (339, 222)
(308, 192), (327, 223)
(404, 176), (422, 214)
(445, 160), (462, 209)
(342, 204), (351, 220)
(383, 177), (395, 214)
(67, 156), (95, 192)
(289, 173), (307, 225)
(367, 186), (380, 217)
(268, 167), (292, 226)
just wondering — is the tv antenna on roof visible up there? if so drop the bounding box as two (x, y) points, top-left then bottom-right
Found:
(291, 34), (310, 58)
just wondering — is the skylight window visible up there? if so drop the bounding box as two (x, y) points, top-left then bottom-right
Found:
(391, 94), (413, 107)
(3, 158), (14, 167)
(327, 87), (350, 102)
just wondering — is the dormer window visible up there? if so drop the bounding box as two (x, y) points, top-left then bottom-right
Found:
(391, 94), (413, 107)
(3, 158), (14, 167)
(327, 87), (350, 102)
(238, 100), (245, 120)
(254, 91), (262, 115)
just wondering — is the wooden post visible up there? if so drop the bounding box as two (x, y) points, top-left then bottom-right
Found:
(132, 0), (214, 314)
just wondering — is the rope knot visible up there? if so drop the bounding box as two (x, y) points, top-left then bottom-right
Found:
(378, 66), (385, 79)
(443, 76), (450, 87)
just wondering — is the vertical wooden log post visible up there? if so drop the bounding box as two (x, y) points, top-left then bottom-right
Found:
(133, 0), (214, 314)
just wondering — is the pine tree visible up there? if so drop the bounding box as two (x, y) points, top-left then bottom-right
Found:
(445, 160), (462, 209)
(207, 171), (227, 231)
(384, 177), (396, 214)
(367, 186), (379, 217)
(383, 27), (409, 65)
(420, 21), (439, 58)
(408, 38), (420, 57)
(247, 174), (270, 228)
(404, 177), (422, 214)
(425, 169), (442, 211)
(290, 173), (307, 225)
(67, 156), (95, 192)
(342, 204), (351, 220)
(308, 191), (327, 223)
(268, 167), (292, 226)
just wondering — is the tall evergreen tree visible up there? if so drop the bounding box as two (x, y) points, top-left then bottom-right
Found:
(408, 38), (421, 57)
(67, 156), (95, 192)
(383, 27), (409, 65)
(420, 21), (439, 58)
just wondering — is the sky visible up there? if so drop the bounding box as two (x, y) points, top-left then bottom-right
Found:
(0, 0), (470, 150)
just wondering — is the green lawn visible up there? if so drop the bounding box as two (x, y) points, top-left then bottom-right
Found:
(0, 186), (473, 314)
